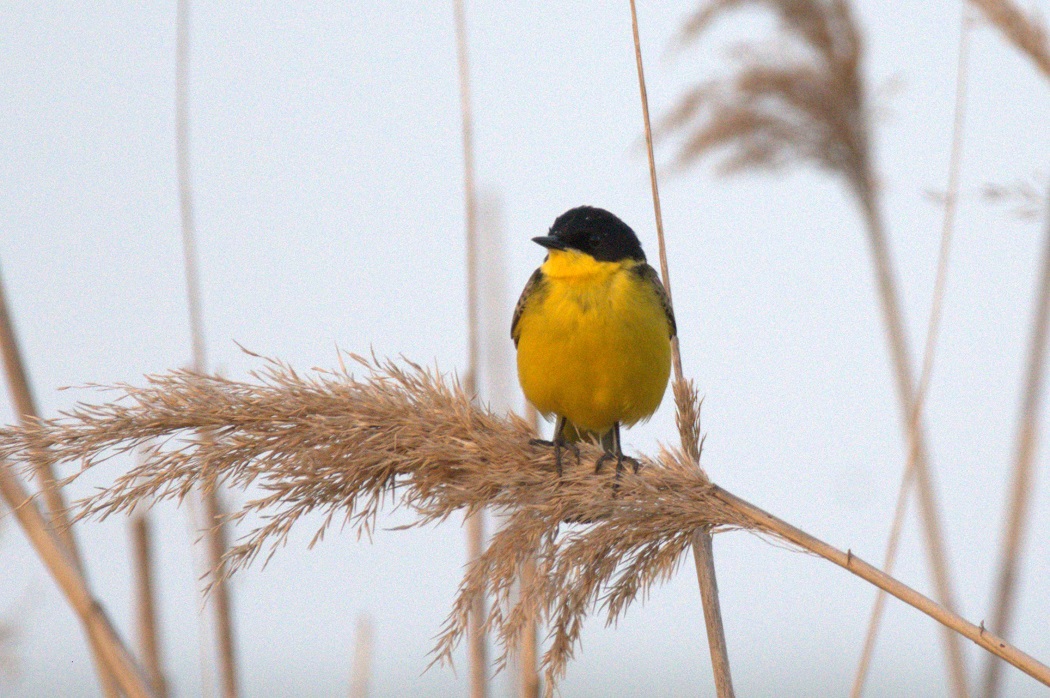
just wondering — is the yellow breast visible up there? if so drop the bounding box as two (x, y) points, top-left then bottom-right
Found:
(515, 250), (672, 435)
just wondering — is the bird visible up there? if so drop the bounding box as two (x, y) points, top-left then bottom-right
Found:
(511, 205), (676, 480)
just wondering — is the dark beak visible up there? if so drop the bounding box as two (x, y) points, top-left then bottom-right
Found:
(532, 235), (567, 250)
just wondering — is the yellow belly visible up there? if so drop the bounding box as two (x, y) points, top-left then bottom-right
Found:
(515, 257), (672, 435)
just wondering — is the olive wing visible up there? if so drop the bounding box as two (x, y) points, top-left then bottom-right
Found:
(511, 267), (547, 347)
(632, 263), (677, 339)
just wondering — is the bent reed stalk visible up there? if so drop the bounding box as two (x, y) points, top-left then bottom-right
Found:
(0, 355), (1047, 694)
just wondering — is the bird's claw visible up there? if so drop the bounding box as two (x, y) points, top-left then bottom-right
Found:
(594, 453), (641, 477)
(594, 452), (614, 474)
(530, 438), (580, 477)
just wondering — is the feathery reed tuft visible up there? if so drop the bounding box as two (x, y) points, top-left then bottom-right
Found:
(2, 354), (1047, 692)
(0, 354), (750, 695)
(968, 0), (1050, 78)
(661, 0), (872, 197)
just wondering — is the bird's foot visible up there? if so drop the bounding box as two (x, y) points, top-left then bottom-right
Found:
(594, 452), (614, 474)
(594, 452), (640, 476)
(595, 453), (642, 495)
(529, 438), (579, 477)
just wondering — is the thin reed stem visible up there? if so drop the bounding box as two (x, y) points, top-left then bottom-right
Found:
(177, 0), (205, 373)
(203, 484), (238, 698)
(176, 2), (238, 694)
(0, 265), (120, 697)
(131, 510), (168, 697)
(453, 1), (487, 695)
(858, 185), (971, 698)
(851, 9), (973, 695)
(629, 2), (733, 695)
(348, 615), (373, 698)
(692, 530), (732, 696)
(519, 404), (540, 698)
(981, 189), (1050, 698)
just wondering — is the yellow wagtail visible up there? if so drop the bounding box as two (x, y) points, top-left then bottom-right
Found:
(512, 206), (676, 478)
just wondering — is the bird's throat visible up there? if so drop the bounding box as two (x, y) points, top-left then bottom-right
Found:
(541, 249), (633, 281)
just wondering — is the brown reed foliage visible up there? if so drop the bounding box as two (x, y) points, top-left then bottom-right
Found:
(969, 0), (1050, 79)
(0, 354), (750, 695)
(660, 0), (871, 194)
(2, 355), (1048, 693)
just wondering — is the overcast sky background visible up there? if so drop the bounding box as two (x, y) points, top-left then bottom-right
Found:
(2, 1), (1050, 696)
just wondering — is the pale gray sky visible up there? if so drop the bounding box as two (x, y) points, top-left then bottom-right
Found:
(1, 1), (1049, 696)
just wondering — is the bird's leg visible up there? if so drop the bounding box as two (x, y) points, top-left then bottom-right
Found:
(594, 423), (617, 475)
(595, 424), (641, 484)
(529, 416), (578, 477)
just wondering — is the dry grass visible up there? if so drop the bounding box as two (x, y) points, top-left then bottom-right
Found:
(0, 354), (748, 694)
(1, 354), (1048, 692)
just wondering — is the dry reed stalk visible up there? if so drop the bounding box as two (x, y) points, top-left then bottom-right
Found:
(711, 484), (1050, 686)
(0, 265), (121, 697)
(518, 403), (540, 698)
(131, 511), (167, 697)
(851, 9), (973, 695)
(0, 462), (152, 696)
(130, 451), (168, 698)
(0, 268), (77, 556)
(176, 0), (205, 377)
(202, 480), (237, 698)
(348, 615), (373, 698)
(176, 3), (238, 693)
(453, 1), (488, 695)
(981, 190), (1050, 698)
(659, 3), (970, 694)
(0, 357), (1047, 691)
(629, 2), (734, 695)
(968, 0), (1050, 79)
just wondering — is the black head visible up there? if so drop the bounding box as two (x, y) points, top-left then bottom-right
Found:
(532, 206), (646, 263)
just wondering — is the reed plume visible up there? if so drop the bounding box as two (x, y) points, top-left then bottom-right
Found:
(1, 354), (1047, 695)
(968, 0), (1050, 79)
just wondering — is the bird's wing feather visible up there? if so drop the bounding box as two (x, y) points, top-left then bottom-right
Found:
(511, 267), (546, 347)
(632, 263), (677, 338)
